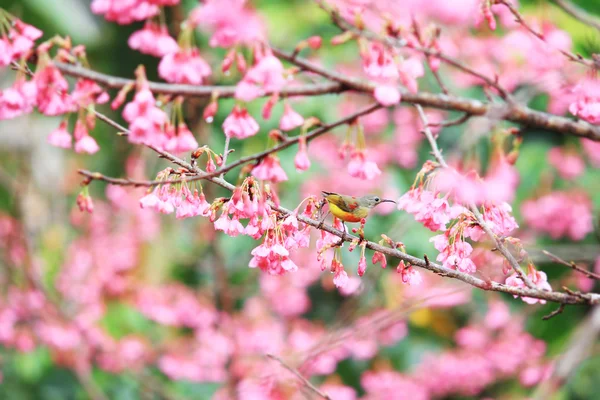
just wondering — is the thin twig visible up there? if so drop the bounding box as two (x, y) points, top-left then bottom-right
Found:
(80, 104), (382, 187)
(415, 103), (537, 289)
(18, 59), (600, 141)
(542, 303), (566, 320)
(497, 0), (600, 70)
(266, 354), (331, 400)
(552, 0), (600, 32)
(428, 113), (472, 128)
(219, 136), (231, 179)
(543, 250), (600, 281)
(84, 77), (600, 306)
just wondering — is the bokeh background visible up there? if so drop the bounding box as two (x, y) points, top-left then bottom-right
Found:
(1, 0), (600, 398)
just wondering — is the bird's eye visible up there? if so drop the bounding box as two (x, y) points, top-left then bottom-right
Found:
(374, 197), (380, 202)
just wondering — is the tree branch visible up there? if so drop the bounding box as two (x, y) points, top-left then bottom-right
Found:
(266, 354), (331, 400)
(552, 0), (600, 32)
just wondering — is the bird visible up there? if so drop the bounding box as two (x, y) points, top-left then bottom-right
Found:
(321, 191), (396, 224)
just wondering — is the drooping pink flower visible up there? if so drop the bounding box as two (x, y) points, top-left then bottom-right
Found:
(357, 255), (367, 277)
(279, 103), (304, 131)
(374, 85), (401, 106)
(521, 191), (593, 240)
(71, 79), (109, 109)
(431, 233), (477, 273)
(47, 121), (72, 149)
(73, 120), (100, 154)
(0, 79), (37, 120)
(128, 22), (179, 57)
(164, 123), (198, 154)
(568, 78), (600, 124)
(251, 155), (288, 183)
(91, 0), (167, 25)
(506, 269), (552, 304)
(361, 42), (398, 80)
(398, 57), (424, 93)
(397, 261), (422, 285)
(222, 106), (260, 139)
(0, 19), (43, 66)
(397, 187), (451, 231)
(547, 147), (585, 179)
(189, 0), (265, 48)
(294, 137), (311, 172)
(122, 84), (168, 148)
(158, 48), (212, 85)
(347, 151), (381, 180)
(235, 54), (285, 102)
(34, 63), (74, 116)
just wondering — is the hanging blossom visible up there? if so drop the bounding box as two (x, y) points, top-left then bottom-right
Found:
(33, 59), (74, 117)
(122, 66), (169, 149)
(158, 27), (212, 86)
(568, 77), (600, 125)
(547, 146), (585, 180)
(251, 155), (288, 183)
(222, 105), (260, 139)
(521, 191), (593, 241)
(431, 231), (477, 274)
(189, 0), (265, 48)
(0, 17), (43, 66)
(128, 21), (179, 57)
(235, 50), (286, 102)
(0, 77), (37, 120)
(91, 0), (181, 25)
(506, 266), (552, 304)
(279, 102), (304, 131)
(397, 187), (453, 232)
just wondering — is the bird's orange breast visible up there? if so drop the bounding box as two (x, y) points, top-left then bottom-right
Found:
(328, 202), (368, 223)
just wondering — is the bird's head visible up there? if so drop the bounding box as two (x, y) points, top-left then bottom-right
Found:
(359, 195), (396, 209)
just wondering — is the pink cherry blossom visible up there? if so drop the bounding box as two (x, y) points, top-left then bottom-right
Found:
(158, 48), (212, 85)
(0, 79), (37, 120)
(347, 151), (381, 180)
(189, 0), (265, 48)
(122, 85), (168, 148)
(547, 147), (585, 179)
(506, 269), (552, 304)
(0, 19), (42, 66)
(251, 155), (288, 183)
(128, 22), (179, 57)
(398, 57), (424, 93)
(279, 103), (304, 131)
(164, 123), (198, 154)
(431, 233), (477, 273)
(73, 120), (100, 154)
(397, 261), (422, 285)
(34, 63), (74, 116)
(91, 0), (166, 25)
(374, 85), (401, 106)
(47, 121), (72, 149)
(235, 54), (285, 102)
(222, 106), (260, 139)
(361, 42), (398, 80)
(521, 191), (593, 240)
(294, 137), (311, 172)
(397, 187), (451, 231)
(568, 77), (600, 124)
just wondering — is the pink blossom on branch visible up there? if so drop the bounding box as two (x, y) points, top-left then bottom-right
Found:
(158, 48), (212, 85)
(506, 268), (552, 304)
(128, 22), (179, 57)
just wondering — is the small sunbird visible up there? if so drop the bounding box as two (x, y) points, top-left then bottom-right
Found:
(321, 191), (396, 223)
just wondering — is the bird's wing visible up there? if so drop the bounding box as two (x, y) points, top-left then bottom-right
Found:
(325, 193), (359, 212)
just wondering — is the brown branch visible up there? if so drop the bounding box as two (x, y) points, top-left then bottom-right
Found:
(543, 249), (600, 281)
(54, 61), (344, 98)
(315, 0), (512, 99)
(428, 113), (472, 128)
(80, 104), (381, 187)
(542, 303), (566, 320)
(40, 57), (600, 141)
(415, 104), (537, 289)
(274, 49), (600, 142)
(266, 354), (331, 400)
(497, 0), (600, 70)
(83, 75), (600, 307)
(552, 0), (600, 32)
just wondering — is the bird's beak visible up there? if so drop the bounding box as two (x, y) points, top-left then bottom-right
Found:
(381, 199), (396, 204)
